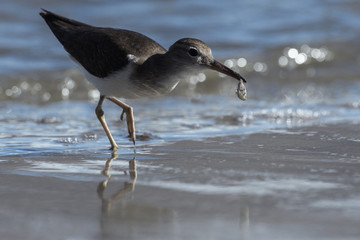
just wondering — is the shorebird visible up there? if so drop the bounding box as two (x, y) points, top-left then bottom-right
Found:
(40, 9), (246, 151)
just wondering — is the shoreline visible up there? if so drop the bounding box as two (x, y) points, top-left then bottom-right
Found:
(1, 122), (359, 239)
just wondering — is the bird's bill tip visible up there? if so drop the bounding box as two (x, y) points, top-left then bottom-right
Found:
(209, 60), (246, 82)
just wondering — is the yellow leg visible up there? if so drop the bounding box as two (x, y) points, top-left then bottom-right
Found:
(95, 95), (119, 151)
(106, 96), (136, 145)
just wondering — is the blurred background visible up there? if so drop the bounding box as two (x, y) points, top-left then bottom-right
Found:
(0, 0), (359, 152)
(1, 0), (359, 103)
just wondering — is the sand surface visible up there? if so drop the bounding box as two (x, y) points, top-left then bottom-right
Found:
(1, 123), (359, 240)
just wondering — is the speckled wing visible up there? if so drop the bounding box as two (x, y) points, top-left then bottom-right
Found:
(40, 9), (166, 78)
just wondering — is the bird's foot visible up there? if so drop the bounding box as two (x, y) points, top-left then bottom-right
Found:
(120, 108), (135, 144)
(109, 144), (119, 152)
(126, 108), (136, 145)
(120, 110), (125, 121)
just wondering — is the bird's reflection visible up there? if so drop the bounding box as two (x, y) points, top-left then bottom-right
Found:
(97, 152), (137, 225)
(240, 206), (250, 239)
(96, 152), (250, 239)
(96, 151), (176, 239)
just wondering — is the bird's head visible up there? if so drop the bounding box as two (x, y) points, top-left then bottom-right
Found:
(168, 38), (246, 82)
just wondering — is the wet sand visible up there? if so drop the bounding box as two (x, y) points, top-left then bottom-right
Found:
(1, 123), (359, 240)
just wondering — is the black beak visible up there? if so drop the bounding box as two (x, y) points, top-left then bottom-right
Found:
(209, 60), (246, 83)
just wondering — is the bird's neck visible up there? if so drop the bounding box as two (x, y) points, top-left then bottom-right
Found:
(137, 53), (192, 77)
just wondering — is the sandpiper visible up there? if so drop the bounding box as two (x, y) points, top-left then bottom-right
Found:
(40, 9), (246, 151)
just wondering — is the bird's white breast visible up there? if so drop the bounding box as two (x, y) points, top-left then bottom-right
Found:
(84, 64), (140, 98)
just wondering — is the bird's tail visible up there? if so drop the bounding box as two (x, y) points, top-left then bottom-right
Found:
(39, 9), (91, 28)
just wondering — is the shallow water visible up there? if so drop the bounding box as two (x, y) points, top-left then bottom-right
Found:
(1, 0), (360, 239)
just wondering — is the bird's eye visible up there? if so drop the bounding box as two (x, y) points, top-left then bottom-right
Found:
(188, 48), (199, 57)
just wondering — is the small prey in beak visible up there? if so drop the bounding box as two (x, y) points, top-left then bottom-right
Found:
(209, 60), (247, 101)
